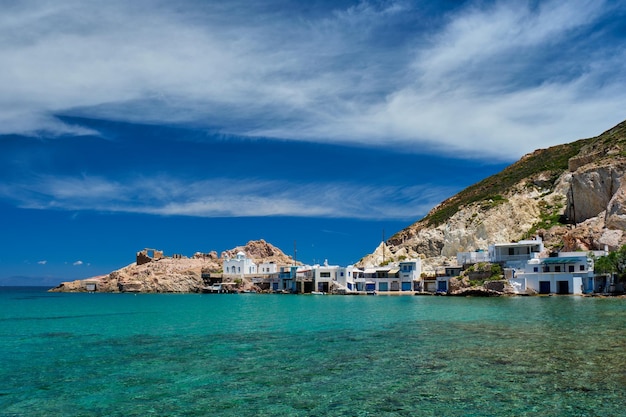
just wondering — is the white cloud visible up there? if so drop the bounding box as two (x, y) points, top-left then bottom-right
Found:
(0, 175), (454, 221)
(73, 260), (83, 266)
(0, 0), (624, 159)
(38, 260), (47, 265)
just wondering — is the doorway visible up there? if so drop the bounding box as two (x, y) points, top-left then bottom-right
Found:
(557, 280), (569, 294)
(539, 281), (551, 294)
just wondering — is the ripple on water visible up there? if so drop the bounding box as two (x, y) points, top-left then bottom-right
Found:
(1, 292), (625, 416)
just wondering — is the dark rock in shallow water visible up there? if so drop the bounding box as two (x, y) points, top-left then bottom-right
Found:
(449, 287), (502, 297)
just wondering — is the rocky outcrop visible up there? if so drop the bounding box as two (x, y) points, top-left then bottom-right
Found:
(606, 181), (626, 229)
(50, 240), (295, 293)
(449, 287), (502, 297)
(440, 193), (543, 257)
(360, 119), (626, 267)
(357, 242), (397, 267)
(564, 164), (626, 224)
(221, 239), (295, 264)
(448, 276), (470, 293)
(50, 258), (215, 293)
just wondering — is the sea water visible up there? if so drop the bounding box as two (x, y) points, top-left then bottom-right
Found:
(1, 287), (625, 416)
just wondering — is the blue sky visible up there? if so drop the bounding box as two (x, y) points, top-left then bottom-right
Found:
(1, 0), (625, 286)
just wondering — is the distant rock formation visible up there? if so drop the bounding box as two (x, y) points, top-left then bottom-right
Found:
(49, 240), (296, 293)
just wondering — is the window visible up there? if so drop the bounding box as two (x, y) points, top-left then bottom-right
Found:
(533, 267), (539, 272)
(555, 266), (561, 272)
(320, 272), (331, 278)
(569, 265), (575, 273)
(580, 265), (585, 271)
(543, 266), (550, 272)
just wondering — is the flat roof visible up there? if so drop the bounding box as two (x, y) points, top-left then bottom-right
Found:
(492, 241), (542, 247)
(541, 257), (586, 264)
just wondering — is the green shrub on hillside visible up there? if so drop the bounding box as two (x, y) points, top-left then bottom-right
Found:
(423, 140), (585, 227)
(465, 262), (503, 287)
(523, 197), (567, 238)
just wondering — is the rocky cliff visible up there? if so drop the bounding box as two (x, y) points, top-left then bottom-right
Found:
(359, 119), (626, 271)
(49, 239), (296, 293)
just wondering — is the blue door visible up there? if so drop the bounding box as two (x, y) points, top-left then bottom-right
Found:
(539, 281), (551, 294)
(437, 280), (447, 292)
(401, 282), (412, 291)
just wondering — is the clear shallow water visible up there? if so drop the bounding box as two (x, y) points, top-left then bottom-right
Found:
(1, 287), (625, 416)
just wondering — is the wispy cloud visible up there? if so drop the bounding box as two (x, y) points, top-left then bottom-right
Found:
(0, 1), (624, 159)
(0, 175), (454, 221)
(73, 260), (83, 266)
(38, 260), (47, 265)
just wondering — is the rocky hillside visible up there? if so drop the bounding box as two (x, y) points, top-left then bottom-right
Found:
(221, 239), (293, 264)
(359, 119), (626, 271)
(49, 239), (296, 293)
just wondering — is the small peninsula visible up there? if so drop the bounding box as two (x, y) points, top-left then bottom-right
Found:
(49, 239), (296, 294)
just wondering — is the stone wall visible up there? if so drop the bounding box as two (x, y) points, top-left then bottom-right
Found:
(136, 248), (164, 266)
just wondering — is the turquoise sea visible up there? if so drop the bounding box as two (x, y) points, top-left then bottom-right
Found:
(1, 287), (625, 416)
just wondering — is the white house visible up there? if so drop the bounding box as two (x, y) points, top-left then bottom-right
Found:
(489, 237), (544, 269)
(358, 259), (421, 293)
(335, 265), (363, 293)
(509, 252), (594, 295)
(285, 260), (364, 294)
(258, 262), (278, 274)
(223, 251), (257, 277)
(268, 266), (298, 292)
(312, 261), (339, 293)
(399, 259), (422, 291)
(456, 250), (490, 266)
(292, 261), (339, 293)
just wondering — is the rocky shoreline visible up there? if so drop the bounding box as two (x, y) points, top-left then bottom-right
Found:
(49, 239), (295, 294)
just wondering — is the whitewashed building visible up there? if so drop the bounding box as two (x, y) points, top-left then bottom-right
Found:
(268, 266), (298, 292)
(509, 252), (595, 295)
(456, 250), (490, 266)
(335, 265), (363, 293)
(298, 261), (363, 294)
(399, 259), (422, 291)
(258, 262), (278, 274)
(223, 251), (257, 277)
(312, 261), (339, 293)
(489, 237), (544, 269)
(357, 259), (421, 293)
